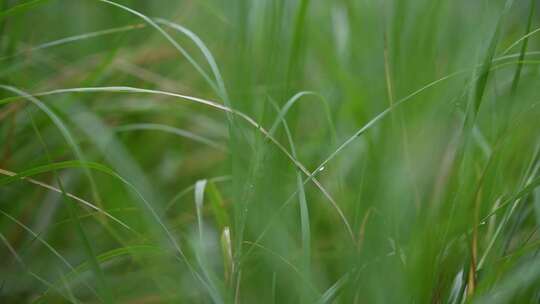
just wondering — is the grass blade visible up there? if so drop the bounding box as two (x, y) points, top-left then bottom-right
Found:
(0, 0), (52, 22)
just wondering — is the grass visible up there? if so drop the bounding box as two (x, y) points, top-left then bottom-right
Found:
(1, 0), (540, 303)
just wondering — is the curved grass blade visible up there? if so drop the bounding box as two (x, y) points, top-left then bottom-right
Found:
(0, 24), (145, 61)
(96, 0), (222, 99)
(153, 18), (229, 103)
(207, 181), (230, 231)
(221, 227), (233, 284)
(0, 167), (133, 232)
(268, 91), (336, 142)
(509, 0), (535, 94)
(165, 176), (231, 212)
(316, 273), (349, 304)
(471, 0), (515, 118)
(114, 123), (226, 152)
(0, 0), (52, 22)
(194, 179), (207, 242)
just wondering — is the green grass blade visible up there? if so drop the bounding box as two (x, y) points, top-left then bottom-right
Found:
(194, 179), (207, 242)
(472, 0), (515, 117)
(114, 123), (226, 152)
(207, 181), (230, 231)
(0, 0), (52, 22)
(509, 0), (535, 94)
(0, 167), (133, 232)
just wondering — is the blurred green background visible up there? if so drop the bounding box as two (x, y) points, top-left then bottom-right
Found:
(1, 0), (540, 303)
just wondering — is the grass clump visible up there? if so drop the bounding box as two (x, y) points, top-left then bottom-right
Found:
(1, 0), (540, 303)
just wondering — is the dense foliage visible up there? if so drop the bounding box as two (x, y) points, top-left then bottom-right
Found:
(1, 0), (540, 303)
